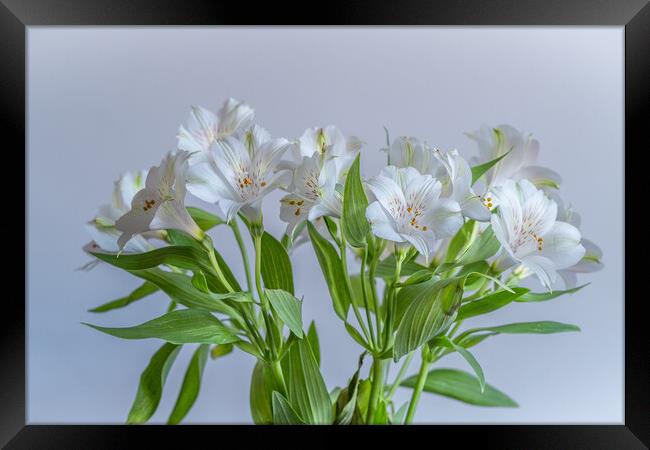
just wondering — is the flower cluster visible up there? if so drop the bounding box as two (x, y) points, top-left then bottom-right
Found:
(83, 98), (603, 425)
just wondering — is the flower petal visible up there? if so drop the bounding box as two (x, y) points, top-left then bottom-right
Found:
(540, 221), (585, 269)
(366, 201), (403, 243)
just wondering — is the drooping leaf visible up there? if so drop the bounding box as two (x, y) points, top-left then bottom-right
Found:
(89, 244), (240, 293)
(89, 281), (159, 313)
(515, 284), (588, 303)
(84, 309), (239, 345)
(470, 149), (511, 185)
(261, 232), (294, 295)
(454, 321), (581, 347)
(342, 154), (370, 248)
(272, 391), (305, 425)
(393, 278), (462, 360)
(250, 361), (276, 424)
(457, 287), (529, 321)
(168, 344), (209, 424)
(127, 268), (246, 320)
(402, 368), (517, 407)
(210, 343), (234, 359)
(345, 322), (370, 350)
(187, 206), (225, 231)
(307, 222), (351, 320)
(307, 321), (320, 367)
(432, 336), (485, 392)
(127, 343), (181, 424)
(283, 338), (333, 424)
(265, 289), (303, 338)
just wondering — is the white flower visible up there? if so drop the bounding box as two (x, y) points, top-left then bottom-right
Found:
(365, 166), (463, 261)
(85, 169), (151, 253)
(466, 124), (562, 190)
(295, 126), (357, 174)
(186, 134), (292, 223)
(177, 97), (255, 159)
(552, 194), (604, 288)
(385, 137), (445, 177)
(115, 151), (204, 250)
(279, 154), (342, 234)
(490, 179), (585, 289)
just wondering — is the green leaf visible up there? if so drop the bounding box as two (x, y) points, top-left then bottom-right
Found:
(168, 344), (209, 424)
(261, 232), (294, 295)
(456, 226), (501, 266)
(283, 338), (333, 424)
(90, 244), (240, 294)
(391, 402), (409, 425)
(210, 342), (234, 359)
(335, 352), (365, 425)
(127, 343), (181, 424)
(272, 391), (305, 425)
(402, 368), (517, 407)
(307, 222), (351, 320)
(307, 321), (320, 367)
(345, 322), (370, 349)
(445, 220), (478, 263)
(433, 336), (485, 392)
(457, 288), (529, 321)
(250, 361), (276, 424)
(515, 284), (588, 302)
(470, 147), (511, 185)
(89, 281), (159, 313)
(265, 289), (303, 338)
(376, 255), (429, 278)
(128, 268), (246, 319)
(459, 321), (581, 339)
(341, 154), (370, 248)
(393, 278), (462, 360)
(84, 309), (239, 345)
(187, 206), (225, 231)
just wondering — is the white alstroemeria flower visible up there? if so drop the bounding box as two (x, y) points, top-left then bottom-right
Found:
(186, 135), (291, 223)
(385, 137), (445, 177)
(295, 125), (357, 173)
(85, 169), (151, 253)
(466, 124), (562, 191)
(365, 166), (463, 261)
(551, 194), (604, 288)
(115, 151), (204, 250)
(177, 97), (255, 159)
(279, 154), (342, 234)
(490, 179), (585, 289)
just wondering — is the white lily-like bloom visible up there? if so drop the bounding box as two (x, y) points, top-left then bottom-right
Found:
(490, 179), (585, 289)
(294, 125), (358, 174)
(186, 132), (292, 223)
(279, 154), (343, 234)
(385, 137), (445, 177)
(365, 166), (463, 261)
(177, 97), (255, 160)
(85, 169), (151, 253)
(115, 151), (204, 250)
(466, 124), (562, 191)
(552, 194), (604, 288)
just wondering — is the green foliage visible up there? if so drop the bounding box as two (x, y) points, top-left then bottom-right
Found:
(470, 149), (511, 185)
(307, 321), (320, 366)
(250, 361), (276, 424)
(266, 289), (304, 338)
(342, 154), (370, 248)
(127, 343), (181, 424)
(261, 232), (294, 295)
(187, 206), (225, 230)
(457, 287), (530, 321)
(307, 222), (351, 320)
(88, 281), (159, 313)
(84, 309), (239, 345)
(515, 284), (588, 302)
(168, 344), (210, 424)
(402, 368), (517, 407)
(272, 391), (305, 424)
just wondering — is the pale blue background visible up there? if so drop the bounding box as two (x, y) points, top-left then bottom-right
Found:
(27, 27), (624, 424)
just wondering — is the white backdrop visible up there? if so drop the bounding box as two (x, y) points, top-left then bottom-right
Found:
(27, 27), (623, 423)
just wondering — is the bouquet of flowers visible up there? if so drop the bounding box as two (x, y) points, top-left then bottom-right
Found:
(82, 97), (603, 425)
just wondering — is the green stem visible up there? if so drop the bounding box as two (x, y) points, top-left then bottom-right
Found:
(384, 251), (404, 348)
(405, 352), (431, 425)
(271, 360), (287, 396)
(359, 247), (377, 348)
(230, 218), (253, 293)
(386, 351), (414, 400)
(368, 252), (381, 333)
(203, 237), (235, 293)
(366, 357), (387, 424)
(254, 233), (279, 359)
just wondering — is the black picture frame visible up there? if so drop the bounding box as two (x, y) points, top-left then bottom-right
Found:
(2, 0), (647, 448)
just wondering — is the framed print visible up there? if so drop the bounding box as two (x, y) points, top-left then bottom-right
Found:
(2, 0), (648, 448)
